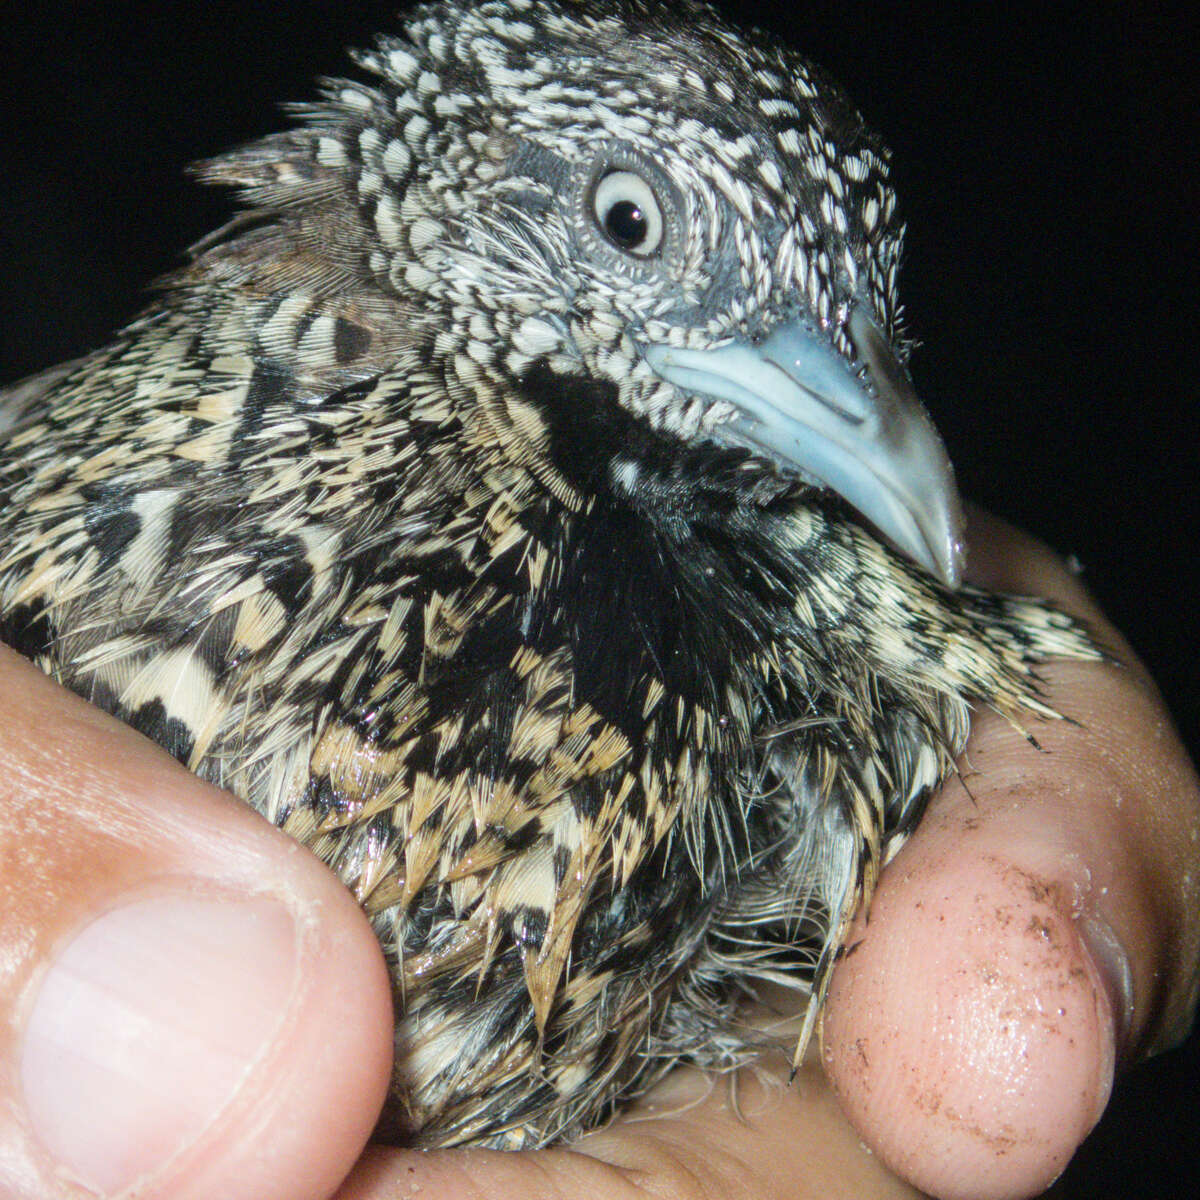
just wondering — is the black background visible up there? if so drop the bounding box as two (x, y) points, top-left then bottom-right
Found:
(1, 3), (1195, 1195)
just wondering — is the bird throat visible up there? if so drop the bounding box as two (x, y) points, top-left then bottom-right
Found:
(506, 360), (822, 737)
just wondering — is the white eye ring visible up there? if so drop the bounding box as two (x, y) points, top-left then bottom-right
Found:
(591, 170), (664, 257)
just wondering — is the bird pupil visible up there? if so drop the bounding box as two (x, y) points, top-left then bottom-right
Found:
(605, 200), (647, 248)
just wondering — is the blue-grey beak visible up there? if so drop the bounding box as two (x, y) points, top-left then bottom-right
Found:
(643, 307), (965, 588)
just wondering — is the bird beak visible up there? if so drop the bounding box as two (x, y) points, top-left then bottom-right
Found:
(642, 307), (965, 588)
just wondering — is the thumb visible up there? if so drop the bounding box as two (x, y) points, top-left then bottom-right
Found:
(821, 511), (1200, 1200)
(0, 646), (394, 1200)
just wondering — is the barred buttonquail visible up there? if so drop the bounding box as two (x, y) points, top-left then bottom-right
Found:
(0, 0), (1099, 1149)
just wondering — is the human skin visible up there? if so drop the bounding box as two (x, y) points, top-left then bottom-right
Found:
(1, 508), (1196, 1200)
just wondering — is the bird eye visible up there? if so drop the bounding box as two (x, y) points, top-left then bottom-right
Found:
(592, 171), (664, 257)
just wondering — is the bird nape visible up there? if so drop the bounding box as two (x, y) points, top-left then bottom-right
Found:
(0, 0), (1099, 1150)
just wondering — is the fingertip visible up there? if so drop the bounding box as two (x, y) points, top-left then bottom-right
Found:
(155, 836), (396, 1200)
(824, 832), (1118, 1200)
(0, 649), (395, 1200)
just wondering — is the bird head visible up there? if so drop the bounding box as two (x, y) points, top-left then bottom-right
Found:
(196, 0), (964, 586)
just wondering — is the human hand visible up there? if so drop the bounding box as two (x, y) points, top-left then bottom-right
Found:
(1, 508), (1196, 1200)
(0, 651), (395, 1199)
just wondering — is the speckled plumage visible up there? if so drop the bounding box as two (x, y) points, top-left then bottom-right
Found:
(0, 0), (1098, 1149)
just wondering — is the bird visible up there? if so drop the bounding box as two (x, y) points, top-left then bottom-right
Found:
(0, 0), (1100, 1150)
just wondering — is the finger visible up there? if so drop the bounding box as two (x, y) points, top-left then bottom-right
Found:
(331, 1048), (925, 1200)
(959, 508), (1199, 1056)
(821, 508), (1200, 1200)
(0, 647), (395, 1200)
